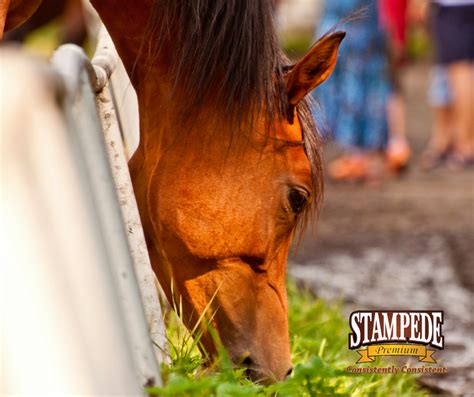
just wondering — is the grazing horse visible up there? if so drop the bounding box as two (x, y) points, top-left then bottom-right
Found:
(2, 0), (344, 384)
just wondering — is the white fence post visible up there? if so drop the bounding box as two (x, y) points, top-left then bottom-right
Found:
(49, 43), (165, 386)
(1, 48), (145, 396)
(1, 28), (170, 393)
(93, 26), (169, 365)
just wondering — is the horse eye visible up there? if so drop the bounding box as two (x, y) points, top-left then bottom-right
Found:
(288, 188), (308, 213)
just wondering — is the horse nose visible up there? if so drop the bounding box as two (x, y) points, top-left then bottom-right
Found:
(241, 356), (293, 384)
(241, 356), (259, 381)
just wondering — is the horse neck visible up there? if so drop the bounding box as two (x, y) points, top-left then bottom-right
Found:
(91, 1), (184, 147)
(90, 0), (157, 81)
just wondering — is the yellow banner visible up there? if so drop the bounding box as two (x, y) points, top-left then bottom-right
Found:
(356, 344), (437, 364)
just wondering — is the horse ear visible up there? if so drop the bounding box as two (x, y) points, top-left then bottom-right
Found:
(285, 31), (345, 107)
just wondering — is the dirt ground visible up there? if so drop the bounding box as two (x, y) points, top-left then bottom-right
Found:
(289, 63), (474, 396)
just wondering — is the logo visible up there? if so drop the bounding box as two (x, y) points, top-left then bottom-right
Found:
(348, 311), (444, 365)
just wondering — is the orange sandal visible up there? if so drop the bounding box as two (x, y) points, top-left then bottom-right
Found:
(386, 136), (411, 172)
(328, 155), (369, 182)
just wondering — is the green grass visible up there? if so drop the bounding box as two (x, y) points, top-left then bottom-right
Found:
(147, 281), (426, 396)
(23, 21), (94, 59)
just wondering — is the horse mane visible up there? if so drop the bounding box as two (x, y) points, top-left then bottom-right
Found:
(144, 0), (285, 125)
(143, 0), (323, 226)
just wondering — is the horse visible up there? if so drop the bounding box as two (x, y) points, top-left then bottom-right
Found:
(2, 0), (87, 46)
(2, 0), (344, 384)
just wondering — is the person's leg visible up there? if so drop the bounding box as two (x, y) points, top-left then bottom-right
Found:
(421, 105), (453, 170)
(386, 92), (411, 171)
(448, 61), (474, 160)
(387, 92), (406, 139)
(422, 65), (454, 169)
(430, 105), (453, 153)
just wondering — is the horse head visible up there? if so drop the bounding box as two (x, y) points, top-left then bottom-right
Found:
(92, 0), (345, 384)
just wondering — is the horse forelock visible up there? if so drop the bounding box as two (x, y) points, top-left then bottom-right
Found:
(142, 0), (323, 226)
(143, 0), (284, 124)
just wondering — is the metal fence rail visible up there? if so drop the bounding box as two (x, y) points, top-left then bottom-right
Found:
(1, 27), (167, 395)
(91, 27), (168, 367)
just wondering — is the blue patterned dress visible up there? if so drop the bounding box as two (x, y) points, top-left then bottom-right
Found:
(312, 0), (390, 150)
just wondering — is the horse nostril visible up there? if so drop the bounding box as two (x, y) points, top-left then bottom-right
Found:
(285, 366), (293, 378)
(241, 356), (255, 379)
(241, 356), (253, 368)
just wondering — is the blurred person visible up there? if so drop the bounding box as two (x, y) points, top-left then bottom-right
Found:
(378, 0), (412, 172)
(424, 0), (474, 166)
(312, 0), (391, 182)
(422, 65), (454, 168)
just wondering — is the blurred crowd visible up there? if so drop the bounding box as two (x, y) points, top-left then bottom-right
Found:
(2, 0), (473, 185)
(310, 0), (474, 182)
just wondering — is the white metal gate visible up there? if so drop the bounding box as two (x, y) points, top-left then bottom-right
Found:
(1, 27), (168, 396)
